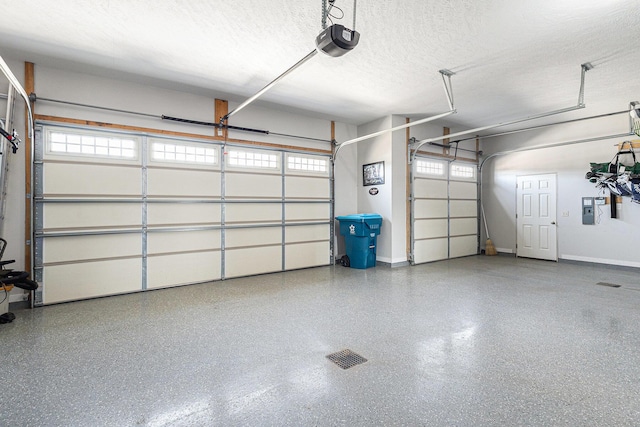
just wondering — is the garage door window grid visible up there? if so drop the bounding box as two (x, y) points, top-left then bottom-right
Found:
(416, 160), (445, 177)
(451, 164), (475, 179)
(48, 130), (137, 159)
(287, 155), (328, 173)
(227, 149), (278, 170)
(151, 141), (217, 165)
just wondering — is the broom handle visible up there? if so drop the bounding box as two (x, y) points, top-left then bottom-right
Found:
(481, 203), (490, 239)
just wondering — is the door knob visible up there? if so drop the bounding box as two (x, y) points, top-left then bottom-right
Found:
(551, 221), (556, 225)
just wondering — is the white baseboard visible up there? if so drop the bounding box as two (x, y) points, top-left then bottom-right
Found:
(495, 247), (514, 254)
(560, 255), (640, 269)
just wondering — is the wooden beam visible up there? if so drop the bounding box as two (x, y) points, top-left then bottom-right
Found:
(34, 114), (332, 155)
(214, 99), (228, 139)
(617, 139), (640, 150)
(442, 127), (450, 156)
(330, 121), (336, 157)
(24, 62), (34, 274)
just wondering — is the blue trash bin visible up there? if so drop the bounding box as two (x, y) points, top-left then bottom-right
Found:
(336, 213), (383, 269)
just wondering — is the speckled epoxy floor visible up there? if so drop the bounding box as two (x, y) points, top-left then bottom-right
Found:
(2, 256), (640, 426)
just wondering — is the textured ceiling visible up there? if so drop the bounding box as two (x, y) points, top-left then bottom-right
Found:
(1, 0), (639, 128)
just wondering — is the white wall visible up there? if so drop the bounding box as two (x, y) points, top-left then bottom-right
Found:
(0, 57), (358, 302)
(356, 116), (394, 262)
(390, 115), (408, 263)
(481, 112), (640, 267)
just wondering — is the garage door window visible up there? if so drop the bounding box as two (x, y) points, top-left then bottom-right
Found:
(227, 149), (278, 170)
(48, 131), (137, 159)
(451, 164), (475, 179)
(286, 155), (327, 173)
(151, 141), (218, 165)
(416, 160), (445, 177)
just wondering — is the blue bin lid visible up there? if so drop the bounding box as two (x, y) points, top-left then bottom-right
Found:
(336, 213), (382, 222)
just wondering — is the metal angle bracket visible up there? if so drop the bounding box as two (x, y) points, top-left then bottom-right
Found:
(578, 62), (593, 107)
(439, 69), (456, 111)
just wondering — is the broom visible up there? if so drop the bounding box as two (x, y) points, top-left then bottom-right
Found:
(481, 204), (497, 256)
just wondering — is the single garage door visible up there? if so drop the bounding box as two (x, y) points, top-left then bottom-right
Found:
(33, 123), (331, 305)
(411, 156), (478, 264)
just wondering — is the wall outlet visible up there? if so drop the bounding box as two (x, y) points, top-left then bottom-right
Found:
(562, 211), (569, 217)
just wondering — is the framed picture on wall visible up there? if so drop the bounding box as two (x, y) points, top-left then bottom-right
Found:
(363, 161), (385, 186)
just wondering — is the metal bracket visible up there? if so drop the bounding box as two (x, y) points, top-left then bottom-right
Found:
(439, 69), (456, 111)
(578, 62), (593, 107)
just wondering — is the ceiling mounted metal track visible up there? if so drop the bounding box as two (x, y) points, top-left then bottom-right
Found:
(333, 69), (458, 160)
(409, 63), (594, 163)
(221, 50), (318, 124)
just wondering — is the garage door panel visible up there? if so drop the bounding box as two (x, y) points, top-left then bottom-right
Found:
(414, 179), (447, 199)
(37, 125), (331, 304)
(147, 252), (221, 289)
(44, 163), (141, 196)
(415, 199), (448, 219)
(414, 238), (448, 264)
(147, 168), (220, 198)
(285, 241), (329, 270)
(450, 200), (477, 218)
(285, 176), (329, 199)
(226, 173), (281, 199)
(147, 230), (220, 254)
(43, 234), (141, 264)
(450, 218), (478, 237)
(285, 203), (330, 222)
(43, 258), (142, 304)
(450, 181), (477, 199)
(43, 203), (141, 230)
(412, 157), (478, 266)
(414, 219), (448, 240)
(226, 246), (282, 278)
(285, 224), (329, 243)
(450, 235), (477, 258)
(226, 227), (282, 248)
(226, 203), (281, 224)
(147, 203), (221, 226)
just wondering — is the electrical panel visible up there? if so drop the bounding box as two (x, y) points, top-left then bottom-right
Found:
(582, 197), (595, 225)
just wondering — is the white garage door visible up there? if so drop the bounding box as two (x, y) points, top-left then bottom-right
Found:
(411, 157), (478, 264)
(33, 124), (331, 305)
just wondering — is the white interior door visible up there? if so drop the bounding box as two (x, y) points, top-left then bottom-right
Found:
(516, 174), (557, 261)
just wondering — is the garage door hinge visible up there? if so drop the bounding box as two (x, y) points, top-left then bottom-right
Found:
(26, 239), (31, 246)
(26, 193), (31, 199)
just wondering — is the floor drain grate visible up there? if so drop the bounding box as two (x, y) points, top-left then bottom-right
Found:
(596, 282), (621, 288)
(326, 349), (367, 369)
